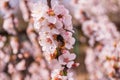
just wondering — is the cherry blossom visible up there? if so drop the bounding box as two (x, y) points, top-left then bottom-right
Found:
(32, 0), (76, 60)
(58, 50), (76, 68)
(0, 36), (6, 48)
(69, 0), (120, 79)
(0, 0), (18, 35)
(31, 0), (78, 80)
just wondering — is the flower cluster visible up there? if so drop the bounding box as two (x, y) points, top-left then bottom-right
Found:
(0, 35), (51, 80)
(85, 40), (120, 80)
(32, 0), (75, 60)
(82, 19), (119, 46)
(68, 0), (120, 80)
(0, 0), (18, 35)
(0, 0), (51, 80)
(32, 0), (78, 79)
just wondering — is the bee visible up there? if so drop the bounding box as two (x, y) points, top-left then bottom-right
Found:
(56, 35), (65, 48)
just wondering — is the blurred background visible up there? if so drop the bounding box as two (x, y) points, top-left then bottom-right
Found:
(1, 0), (120, 80)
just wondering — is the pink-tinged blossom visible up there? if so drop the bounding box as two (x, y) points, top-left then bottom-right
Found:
(0, 36), (6, 48)
(32, 0), (76, 61)
(19, 0), (35, 22)
(28, 62), (50, 80)
(82, 19), (120, 46)
(12, 72), (23, 80)
(0, 0), (18, 35)
(3, 16), (18, 35)
(65, 0), (120, 79)
(0, 72), (10, 80)
(61, 31), (75, 49)
(31, 0), (78, 80)
(58, 50), (76, 68)
(10, 37), (19, 54)
(51, 69), (64, 80)
(15, 60), (26, 71)
(0, 50), (8, 72)
(49, 59), (63, 70)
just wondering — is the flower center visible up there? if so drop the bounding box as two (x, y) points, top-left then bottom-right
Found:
(47, 9), (55, 16)
(46, 38), (52, 44)
(57, 14), (63, 19)
(48, 23), (55, 29)
(64, 58), (69, 63)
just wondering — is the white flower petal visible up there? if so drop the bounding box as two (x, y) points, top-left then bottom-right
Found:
(67, 61), (74, 68)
